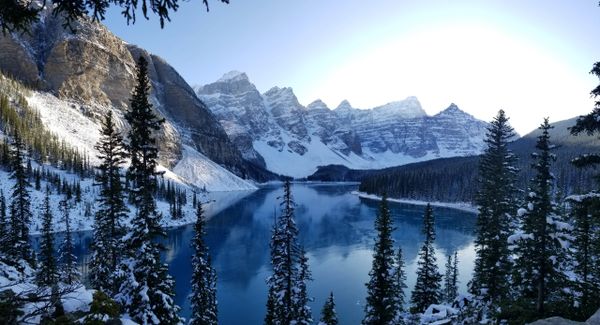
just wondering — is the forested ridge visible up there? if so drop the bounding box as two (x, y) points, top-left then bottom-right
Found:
(358, 117), (598, 203)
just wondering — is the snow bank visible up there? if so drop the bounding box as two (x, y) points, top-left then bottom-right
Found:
(352, 191), (478, 213)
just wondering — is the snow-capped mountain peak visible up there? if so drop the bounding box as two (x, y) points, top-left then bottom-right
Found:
(197, 72), (490, 178)
(217, 70), (249, 82)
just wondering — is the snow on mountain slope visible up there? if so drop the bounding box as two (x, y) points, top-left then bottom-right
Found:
(197, 72), (489, 178)
(173, 145), (256, 191)
(26, 90), (256, 191)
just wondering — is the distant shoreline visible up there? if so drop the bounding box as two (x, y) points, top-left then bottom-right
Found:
(352, 191), (478, 214)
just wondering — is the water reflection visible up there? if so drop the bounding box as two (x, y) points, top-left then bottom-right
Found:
(45, 183), (476, 324)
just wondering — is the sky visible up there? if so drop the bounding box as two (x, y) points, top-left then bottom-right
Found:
(104, 0), (600, 135)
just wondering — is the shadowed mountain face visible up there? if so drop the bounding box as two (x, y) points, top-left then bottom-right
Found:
(197, 71), (490, 178)
(0, 9), (247, 175)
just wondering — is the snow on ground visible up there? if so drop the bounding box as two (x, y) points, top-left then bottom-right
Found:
(173, 145), (256, 191)
(352, 191), (478, 213)
(27, 91), (256, 192)
(254, 134), (472, 178)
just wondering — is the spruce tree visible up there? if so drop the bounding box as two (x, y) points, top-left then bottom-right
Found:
(58, 199), (79, 285)
(319, 292), (338, 325)
(393, 247), (407, 323)
(189, 203), (218, 325)
(443, 252), (459, 303)
(410, 204), (442, 313)
(7, 130), (34, 268)
(116, 55), (182, 324)
(363, 194), (397, 324)
(36, 188), (58, 287)
(0, 190), (7, 258)
(567, 61), (600, 316)
(266, 180), (301, 325)
(295, 248), (313, 325)
(89, 111), (128, 294)
(512, 118), (569, 316)
(471, 110), (518, 306)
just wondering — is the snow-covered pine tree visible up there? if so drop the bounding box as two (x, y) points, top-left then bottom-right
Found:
(363, 194), (397, 325)
(7, 130), (34, 269)
(319, 292), (338, 325)
(58, 199), (79, 285)
(410, 204), (442, 313)
(471, 110), (518, 306)
(443, 252), (459, 304)
(567, 61), (600, 317)
(511, 118), (570, 316)
(295, 248), (313, 325)
(36, 188), (58, 287)
(266, 180), (301, 325)
(116, 55), (182, 325)
(189, 202), (218, 325)
(89, 111), (128, 294)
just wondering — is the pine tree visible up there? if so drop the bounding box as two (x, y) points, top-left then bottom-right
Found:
(471, 110), (518, 306)
(0, 190), (7, 258)
(7, 130), (34, 268)
(36, 188), (58, 287)
(393, 247), (407, 323)
(363, 194), (397, 324)
(265, 180), (304, 325)
(58, 199), (79, 285)
(189, 203), (218, 325)
(295, 248), (313, 325)
(319, 292), (338, 325)
(512, 118), (570, 316)
(89, 111), (128, 294)
(410, 204), (442, 313)
(567, 60), (600, 317)
(116, 55), (182, 324)
(443, 252), (459, 303)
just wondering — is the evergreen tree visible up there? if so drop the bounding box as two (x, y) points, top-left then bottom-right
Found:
(266, 180), (301, 325)
(58, 199), (79, 285)
(471, 110), (518, 306)
(319, 292), (338, 325)
(116, 55), (182, 324)
(89, 111), (128, 294)
(443, 252), (459, 303)
(189, 203), (218, 325)
(295, 248), (313, 325)
(393, 247), (407, 323)
(363, 194), (397, 324)
(36, 188), (58, 287)
(410, 204), (442, 313)
(568, 61), (600, 316)
(7, 130), (34, 268)
(394, 247), (407, 308)
(0, 190), (7, 258)
(512, 118), (569, 316)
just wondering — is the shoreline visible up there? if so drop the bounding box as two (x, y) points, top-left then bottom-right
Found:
(352, 191), (478, 214)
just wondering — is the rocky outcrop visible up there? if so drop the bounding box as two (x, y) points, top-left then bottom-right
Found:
(0, 9), (244, 172)
(197, 71), (489, 177)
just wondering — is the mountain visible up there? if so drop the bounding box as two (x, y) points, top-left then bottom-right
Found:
(0, 10), (268, 190)
(356, 117), (600, 203)
(196, 72), (489, 178)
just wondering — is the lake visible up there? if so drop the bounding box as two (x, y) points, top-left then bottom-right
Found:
(44, 183), (477, 324)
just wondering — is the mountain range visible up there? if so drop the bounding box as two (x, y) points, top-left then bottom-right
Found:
(196, 71), (489, 177)
(0, 9), (492, 185)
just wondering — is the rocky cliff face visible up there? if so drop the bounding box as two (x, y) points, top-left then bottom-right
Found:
(0, 10), (244, 173)
(197, 72), (489, 178)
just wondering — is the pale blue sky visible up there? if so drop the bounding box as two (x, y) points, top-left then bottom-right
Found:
(105, 0), (600, 134)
